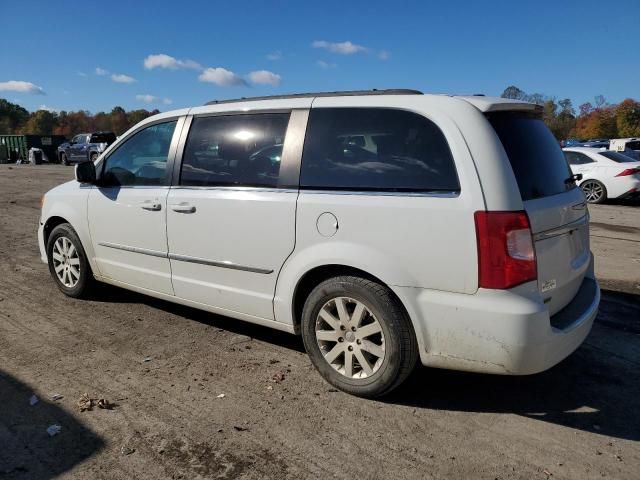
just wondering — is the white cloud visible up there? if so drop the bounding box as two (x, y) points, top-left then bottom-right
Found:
(95, 67), (109, 75)
(266, 51), (282, 61)
(38, 104), (58, 113)
(136, 94), (173, 106)
(111, 74), (136, 84)
(136, 94), (158, 104)
(247, 70), (281, 86)
(312, 40), (368, 55)
(378, 50), (390, 60)
(198, 67), (246, 87)
(77, 71), (87, 77)
(0, 80), (45, 95)
(144, 53), (202, 71)
(316, 60), (337, 69)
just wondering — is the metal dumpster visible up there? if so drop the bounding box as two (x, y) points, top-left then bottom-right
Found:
(0, 135), (67, 164)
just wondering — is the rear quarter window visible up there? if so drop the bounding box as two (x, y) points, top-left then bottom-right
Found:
(488, 112), (575, 201)
(300, 108), (459, 192)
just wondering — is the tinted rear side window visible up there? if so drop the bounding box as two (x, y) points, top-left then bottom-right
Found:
(488, 112), (574, 201)
(300, 108), (459, 192)
(599, 151), (638, 163)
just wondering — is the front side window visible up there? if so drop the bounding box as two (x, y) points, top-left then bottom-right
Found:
(180, 113), (290, 188)
(300, 108), (459, 192)
(101, 121), (177, 186)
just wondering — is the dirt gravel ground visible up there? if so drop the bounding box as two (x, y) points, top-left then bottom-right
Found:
(1, 164), (639, 480)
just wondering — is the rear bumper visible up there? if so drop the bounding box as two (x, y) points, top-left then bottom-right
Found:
(395, 273), (599, 375)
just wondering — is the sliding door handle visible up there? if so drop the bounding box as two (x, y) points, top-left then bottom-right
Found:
(170, 202), (196, 213)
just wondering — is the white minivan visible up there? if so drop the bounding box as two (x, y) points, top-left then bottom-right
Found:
(39, 90), (600, 397)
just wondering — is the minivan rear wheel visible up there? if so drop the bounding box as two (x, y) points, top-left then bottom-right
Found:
(47, 223), (94, 298)
(581, 179), (607, 204)
(301, 276), (417, 398)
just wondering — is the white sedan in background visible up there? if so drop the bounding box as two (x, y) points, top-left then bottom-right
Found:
(563, 147), (640, 203)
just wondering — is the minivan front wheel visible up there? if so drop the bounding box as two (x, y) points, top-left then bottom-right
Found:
(47, 223), (94, 298)
(301, 276), (417, 398)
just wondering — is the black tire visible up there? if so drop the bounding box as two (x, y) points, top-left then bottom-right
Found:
(60, 153), (69, 166)
(89, 152), (98, 162)
(46, 223), (95, 298)
(301, 275), (418, 398)
(580, 179), (607, 204)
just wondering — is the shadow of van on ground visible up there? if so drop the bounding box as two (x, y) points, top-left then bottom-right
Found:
(386, 288), (640, 441)
(0, 370), (104, 479)
(88, 283), (639, 441)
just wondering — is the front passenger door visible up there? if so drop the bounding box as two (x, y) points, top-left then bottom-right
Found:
(88, 119), (183, 294)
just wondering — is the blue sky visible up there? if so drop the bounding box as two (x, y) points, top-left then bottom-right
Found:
(1, 0), (638, 114)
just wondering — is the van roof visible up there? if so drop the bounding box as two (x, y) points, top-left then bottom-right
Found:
(203, 89), (540, 113)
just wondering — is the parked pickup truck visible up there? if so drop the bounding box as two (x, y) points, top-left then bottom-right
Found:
(58, 132), (117, 165)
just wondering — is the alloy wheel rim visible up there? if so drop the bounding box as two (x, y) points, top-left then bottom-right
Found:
(315, 296), (385, 379)
(52, 236), (80, 288)
(582, 181), (603, 202)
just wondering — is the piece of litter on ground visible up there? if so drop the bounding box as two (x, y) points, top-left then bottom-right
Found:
(46, 425), (62, 437)
(216, 393), (225, 399)
(120, 445), (135, 455)
(266, 385), (273, 391)
(233, 425), (248, 431)
(143, 357), (152, 362)
(97, 398), (113, 410)
(77, 393), (94, 412)
(29, 394), (39, 406)
(51, 394), (63, 401)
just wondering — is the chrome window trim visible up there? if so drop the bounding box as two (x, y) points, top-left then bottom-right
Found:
(533, 215), (589, 241)
(98, 242), (273, 274)
(299, 189), (460, 198)
(192, 108), (292, 118)
(170, 186), (298, 194)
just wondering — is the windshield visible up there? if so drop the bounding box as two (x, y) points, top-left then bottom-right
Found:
(601, 150), (640, 162)
(487, 112), (575, 201)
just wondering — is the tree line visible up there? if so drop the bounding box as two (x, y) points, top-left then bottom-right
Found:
(2, 89), (640, 140)
(501, 86), (640, 140)
(0, 99), (159, 137)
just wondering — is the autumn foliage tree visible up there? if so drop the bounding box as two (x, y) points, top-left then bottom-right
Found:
(501, 87), (640, 140)
(0, 98), (160, 137)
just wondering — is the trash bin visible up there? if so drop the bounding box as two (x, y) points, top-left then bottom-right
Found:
(29, 147), (44, 165)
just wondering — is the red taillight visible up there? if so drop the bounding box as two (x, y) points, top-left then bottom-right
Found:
(615, 168), (640, 177)
(474, 211), (537, 289)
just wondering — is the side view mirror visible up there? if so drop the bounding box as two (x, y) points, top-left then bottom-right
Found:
(75, 161), (96, 184)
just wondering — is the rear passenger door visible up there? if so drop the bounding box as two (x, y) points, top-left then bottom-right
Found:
(166, 110), (308, 320)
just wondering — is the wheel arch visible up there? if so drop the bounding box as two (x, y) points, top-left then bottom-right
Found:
(288, 264), (415, 338)
(43, 215), (71, 248)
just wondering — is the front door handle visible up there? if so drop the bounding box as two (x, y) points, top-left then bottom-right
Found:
(140, 201), (162, 211)
(170, 202), (196, 213)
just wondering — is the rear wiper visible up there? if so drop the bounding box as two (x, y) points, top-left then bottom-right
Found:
(565, 173), (583, 184)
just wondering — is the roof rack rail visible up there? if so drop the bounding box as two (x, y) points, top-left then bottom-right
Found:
(205, 89), (423, 106)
